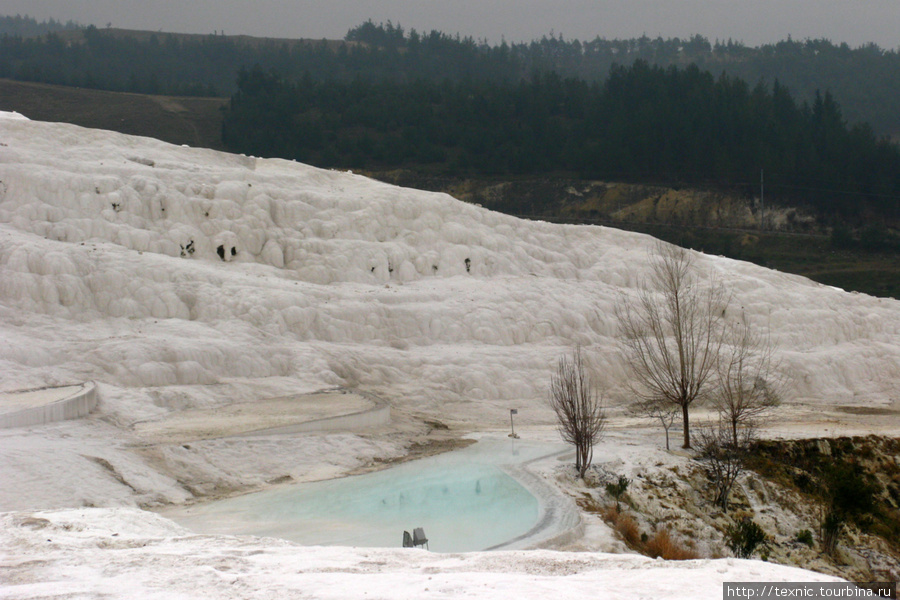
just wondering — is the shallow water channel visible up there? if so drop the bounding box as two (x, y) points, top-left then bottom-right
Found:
(167, 437), (568, 552)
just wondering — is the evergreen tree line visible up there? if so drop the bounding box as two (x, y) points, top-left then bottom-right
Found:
(0, 24), (240, 96)
(346, 23), (900, 139)
(0, 14), (80, 38)
(1, 18), (899, 137)
(223, 62), (900, 224)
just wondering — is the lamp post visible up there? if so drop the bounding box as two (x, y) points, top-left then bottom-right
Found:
(508, 408), (519, 439)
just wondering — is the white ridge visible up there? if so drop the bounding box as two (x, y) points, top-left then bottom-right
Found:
(0, 114), (895, 598)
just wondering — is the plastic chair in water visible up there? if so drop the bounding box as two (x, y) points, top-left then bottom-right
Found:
(412, 527), (429, 550)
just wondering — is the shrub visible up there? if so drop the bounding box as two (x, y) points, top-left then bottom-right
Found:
(796, 529), (814, 547)
(606, 475), (630, 513)
(819, 462), (878, 554)
(644, 528), (699, 560)
(726, 518), (768, 558)
(599, 503), (620, 524)
(696, 423), (748, 511)
(820, 509), (843, 555)
(615, 513), (642, 547)
(794, 471), (812, 492)
(826, 463), (876, 517)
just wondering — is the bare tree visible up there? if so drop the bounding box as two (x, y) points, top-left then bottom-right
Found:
(617, 242), (727, 448)
(549, 347), (606, 479)
(632, 397), (681, 451)
(695, 420), (750, 511)
(714, 321), (781, 446)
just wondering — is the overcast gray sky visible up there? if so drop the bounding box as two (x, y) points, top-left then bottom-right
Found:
(2, 0), (898, 48)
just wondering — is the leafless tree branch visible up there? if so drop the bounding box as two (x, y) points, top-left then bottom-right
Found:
(617, 241), (728, 448)
(631, 397), (681, 451)
(713, 320), (782, 446)
(549, 346), (606, 479)
(695, 420), (752, 511)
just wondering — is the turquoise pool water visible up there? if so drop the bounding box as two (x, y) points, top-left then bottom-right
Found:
(168, 437), (563, 552)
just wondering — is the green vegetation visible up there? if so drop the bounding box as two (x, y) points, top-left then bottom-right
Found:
(0, 14), (81, 38)
(605, 476), (630, 513)
(2, 18), (900, 138)
(819, 462), (880, 553)
(627, 224), (900, 299)
(795, 529), (814, 547)
(747, 436), (900, 554)
(223, 62), (900, 227)
(726, 518), (768, 559)
(345, 23), (900, 139)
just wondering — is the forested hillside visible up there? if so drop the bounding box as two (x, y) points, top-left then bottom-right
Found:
(0, 14), (80, 38)
(223, 61), (900, 227)
(1, 18), (899, 137)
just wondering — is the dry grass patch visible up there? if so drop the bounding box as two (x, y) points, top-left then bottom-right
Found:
(615, 513), (642, 547)
(578, 496), (699, 560)
(585, 501), (642, 548)
(644, 528), (699, 560)
(598, 503), (619, 523)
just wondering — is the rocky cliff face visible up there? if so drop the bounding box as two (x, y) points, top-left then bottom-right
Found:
(369, 172), (821, 234)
